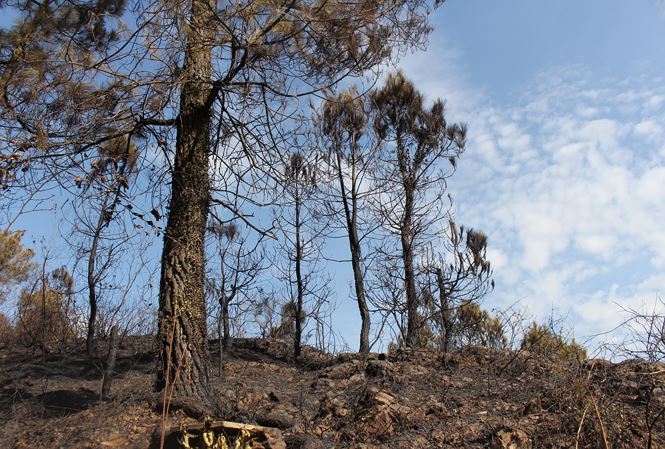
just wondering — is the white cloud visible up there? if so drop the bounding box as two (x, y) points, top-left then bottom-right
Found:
(400, 48), (665, 345)
(486, 248), (508, 271)
(634, 120), (663, 140)
(647, 95), (665, 110)
(398, 37), (483, 117)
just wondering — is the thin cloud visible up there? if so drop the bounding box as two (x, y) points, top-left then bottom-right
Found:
(657, 0), (665, 17)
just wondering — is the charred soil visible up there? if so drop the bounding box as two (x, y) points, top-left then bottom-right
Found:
(0, 338), (663, 448)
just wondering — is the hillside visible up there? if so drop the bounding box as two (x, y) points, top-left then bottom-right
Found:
(0, 338), (663, 448)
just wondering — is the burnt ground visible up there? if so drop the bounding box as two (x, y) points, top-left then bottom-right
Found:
(0, 337), (664, 448)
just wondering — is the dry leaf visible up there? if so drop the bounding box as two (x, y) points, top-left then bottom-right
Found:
(100, 436), (129, 447)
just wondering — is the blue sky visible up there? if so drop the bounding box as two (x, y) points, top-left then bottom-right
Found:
(391, 0), (665, 351)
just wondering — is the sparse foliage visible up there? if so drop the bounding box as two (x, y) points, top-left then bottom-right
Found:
(318, 87), (376, 354)
(275, 152), (332, 358)
(454, 300), (507, 349)
(421, 222), (494, 353)
(521, 321), (587, 362)
(1, 0), (440, 408)
(0, 229), (35, 303)
(16, 267), (76, 350)
(369, 71), (467, 348)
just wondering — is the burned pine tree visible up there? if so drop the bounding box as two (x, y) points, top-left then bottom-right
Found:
(370, 71), (466, 349)
(421, 222), (494, 353)
(275, 153), (331, 359)
(318, 89), (376, 355)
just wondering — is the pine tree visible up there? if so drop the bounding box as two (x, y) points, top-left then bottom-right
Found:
(370, 71), (466, 348)
(319, 88), (374, 354)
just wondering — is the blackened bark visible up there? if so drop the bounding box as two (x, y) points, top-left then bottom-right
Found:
(156, 0), (216, 411)
(217, 304), (223, 378)
(350, 228), (370, 354)
(436, 267), (453, 353)
(86, 159), (127, 357)
(394, 129), (419, 349)
(222, 298), (231, 349)
(401, 187), (418, 348)
(86, 197), (106, 356)
(294, 186), (304, 359)
(101, 325), (118, 399)
(334, 150), (370, 354)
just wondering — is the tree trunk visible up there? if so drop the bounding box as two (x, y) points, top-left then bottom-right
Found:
(86, 195), (108, 357)
(394, 131), (419, 349)
(402, 188), (418, 348)
(87, 159), (127, 357)
(217, 302), (223, 378)
(155, 0), (216, 412)
(294, 187), (304, 359)
(350, 236), (370, 354)
(335, 150), (370, 354)
(222, 298), (231, 349)
(436, 267), (453, 353)
(101, 325), (118, 399)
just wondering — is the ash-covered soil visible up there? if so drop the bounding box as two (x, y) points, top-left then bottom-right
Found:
(0, 337), (663, 448)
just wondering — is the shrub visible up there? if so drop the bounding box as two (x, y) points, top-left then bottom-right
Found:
(0, 312), (15, 347)
(521, 321), (587, 362)
(456, 300), (508, 349)
(15, 278), (76, 350)
(388, 317), (437, 351)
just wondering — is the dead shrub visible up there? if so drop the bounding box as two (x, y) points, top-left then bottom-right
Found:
(15, 285), (76, 350)
(0, 312), (16, 347)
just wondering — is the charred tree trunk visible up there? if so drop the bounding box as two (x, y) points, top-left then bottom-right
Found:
(101, 325), (118, 399)
(217, 303), (223, 378)
(393, 130), (419, 349)
(86, 195), (108, 357)
(156, 0), (216, 412)
(222, 298), (231, 349)
(86, 158), (127, 357)
(294, 186), (304, 359)
(335, 150), (370, 354)
(350, 229), (370, 354)
(435, 267), (453, 353)
(402, 187), (418, 348)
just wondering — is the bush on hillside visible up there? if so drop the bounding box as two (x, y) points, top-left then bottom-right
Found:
(521, 321), (587, 362)
(16, 287), (75, 349)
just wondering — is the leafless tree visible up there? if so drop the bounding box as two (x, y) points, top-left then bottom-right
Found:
(61, 136), (144, 356)
(274, 152), (332, 358)
(618, 297), (665, 449)
(493, 301), (533, 350)
(206, 221), (267, 376)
